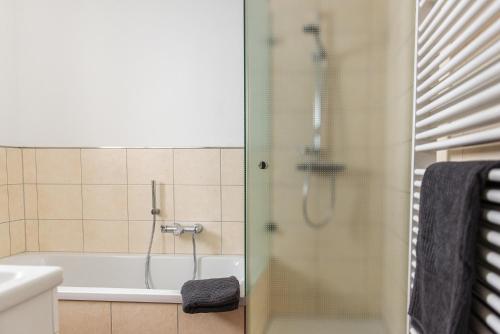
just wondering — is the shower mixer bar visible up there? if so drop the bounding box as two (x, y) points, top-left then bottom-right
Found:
(161, 223), (203, 236)
(297, 21), (346, 229)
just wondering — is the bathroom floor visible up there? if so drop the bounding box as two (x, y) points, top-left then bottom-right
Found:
(267, 317), (387, 334)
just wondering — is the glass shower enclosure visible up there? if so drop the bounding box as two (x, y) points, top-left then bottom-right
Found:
(245, 0), (414, 333)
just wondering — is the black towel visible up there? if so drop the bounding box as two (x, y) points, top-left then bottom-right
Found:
(409, 161), (500, 334)
(181, 276), (240, 314)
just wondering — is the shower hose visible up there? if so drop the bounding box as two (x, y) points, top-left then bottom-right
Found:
(145, 218), (198, 289)
(302, 171), (337, 229)
(145, 193), (157, 289)
(144, 222), (198, 289)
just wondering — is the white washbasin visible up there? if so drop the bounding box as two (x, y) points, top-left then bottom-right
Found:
(0, 265), (63, 313)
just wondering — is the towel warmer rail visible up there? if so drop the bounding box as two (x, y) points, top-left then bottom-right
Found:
(409, 0), (500, 333)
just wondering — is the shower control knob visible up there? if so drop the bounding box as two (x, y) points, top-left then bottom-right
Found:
(258, 161), (268, 170)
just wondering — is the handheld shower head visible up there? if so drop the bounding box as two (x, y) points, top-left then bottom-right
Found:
(303, 23), (327, 61)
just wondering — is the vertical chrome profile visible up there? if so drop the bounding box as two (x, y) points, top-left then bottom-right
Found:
(304, 23), (328, 153)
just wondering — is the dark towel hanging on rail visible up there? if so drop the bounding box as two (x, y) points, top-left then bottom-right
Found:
(409, 161), (500, 334)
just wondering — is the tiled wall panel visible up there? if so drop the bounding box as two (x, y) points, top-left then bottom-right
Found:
(0, 147), (26, 258)
(58, 301), (244, 334)
(16, 147), (244, 256)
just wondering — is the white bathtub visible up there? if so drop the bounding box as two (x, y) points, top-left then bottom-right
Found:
(0, 252), (245, 304)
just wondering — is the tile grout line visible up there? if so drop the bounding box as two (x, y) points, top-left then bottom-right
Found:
(175, 304), (180, 334)
(20, 148), (26, 254)
(219, 148), (223, 255)
(172, 149), (177, 255)
(4, 149), (11, 256)
(125, 149), (130, 253)
(35, 149), (40, 251)
(79, 149), (84, 252)
(110, 302), (113, 334)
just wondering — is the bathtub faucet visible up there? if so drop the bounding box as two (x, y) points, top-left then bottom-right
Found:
(161, 223), (203, 236)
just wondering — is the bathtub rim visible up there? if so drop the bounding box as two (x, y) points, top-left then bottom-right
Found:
(58, 286), (246, 304)
(1, 252), (246, 304)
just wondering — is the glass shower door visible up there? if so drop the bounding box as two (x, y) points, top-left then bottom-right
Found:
(245, 0), (413, 333)
(245, 0), (272, 333)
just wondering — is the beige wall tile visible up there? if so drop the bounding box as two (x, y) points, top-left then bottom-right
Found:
(59, 301), (111, 334)
(317, 259), (366, 297)
(247, 268), (269, 334)
(111, 302), (177, 334)
(270, 258), (317, 311)
(222, 222), (244, 255)
(0, 223), (10, 257)
(221, 149), (244, 185)
(129, 221), (174, 254)
(0, 186), (9, 223)
(178, 305), (244, 334)
(128, 185), (174, 221)
(25, 220), (39, 251)
(8, 185), (24, 221)
(221, 186), (244, 222)
(176, 221), (221, 255)
(10, 220), (25, 254)
(461, 143), (500, 161)
(83, 220), (128, 252)
(22, 149), (37, 183)
(39, 220), (83, 252)
(6, 148), (23, 184)
(36, 149), (81, 184)
(82, 185), (128, 220)
(82, 149), (127, 184)
(174, 149), (220, 185)
(0, 148), (6, 185)
(127, 149), (173, 185)
(174, 186), (221, 221)
(0, 146), (245, 257)
(249, 271), (270, 334)
(24, 184), (38, 219)
(38, 185), (82, 220)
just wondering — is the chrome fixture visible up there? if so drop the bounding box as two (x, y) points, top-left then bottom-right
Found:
(303, 23), (327, 152)
(145, 180), (159, 289)
(161, 223), (203, 280)
(145, 181), (203, 284)
(297, 22), (345, 229)
(161, 223), (203, 236)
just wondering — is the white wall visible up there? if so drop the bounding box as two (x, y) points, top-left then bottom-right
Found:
(0, 0), (243, 147)
(0, 0), (15, 119)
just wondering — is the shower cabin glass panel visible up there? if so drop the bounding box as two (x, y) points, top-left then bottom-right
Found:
(245, 0), (272, 333)
(246, 0), (413, 333)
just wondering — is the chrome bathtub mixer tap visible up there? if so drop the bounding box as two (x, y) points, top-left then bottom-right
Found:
(161, 223), (203, 281)
(145, 180), (204, 289)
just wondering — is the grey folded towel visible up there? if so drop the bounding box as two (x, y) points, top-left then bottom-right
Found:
(181, 276), (240, 314)
(409, 161), (500, 334)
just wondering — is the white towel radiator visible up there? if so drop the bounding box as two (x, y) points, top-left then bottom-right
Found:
(409, 0), (500, 332)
